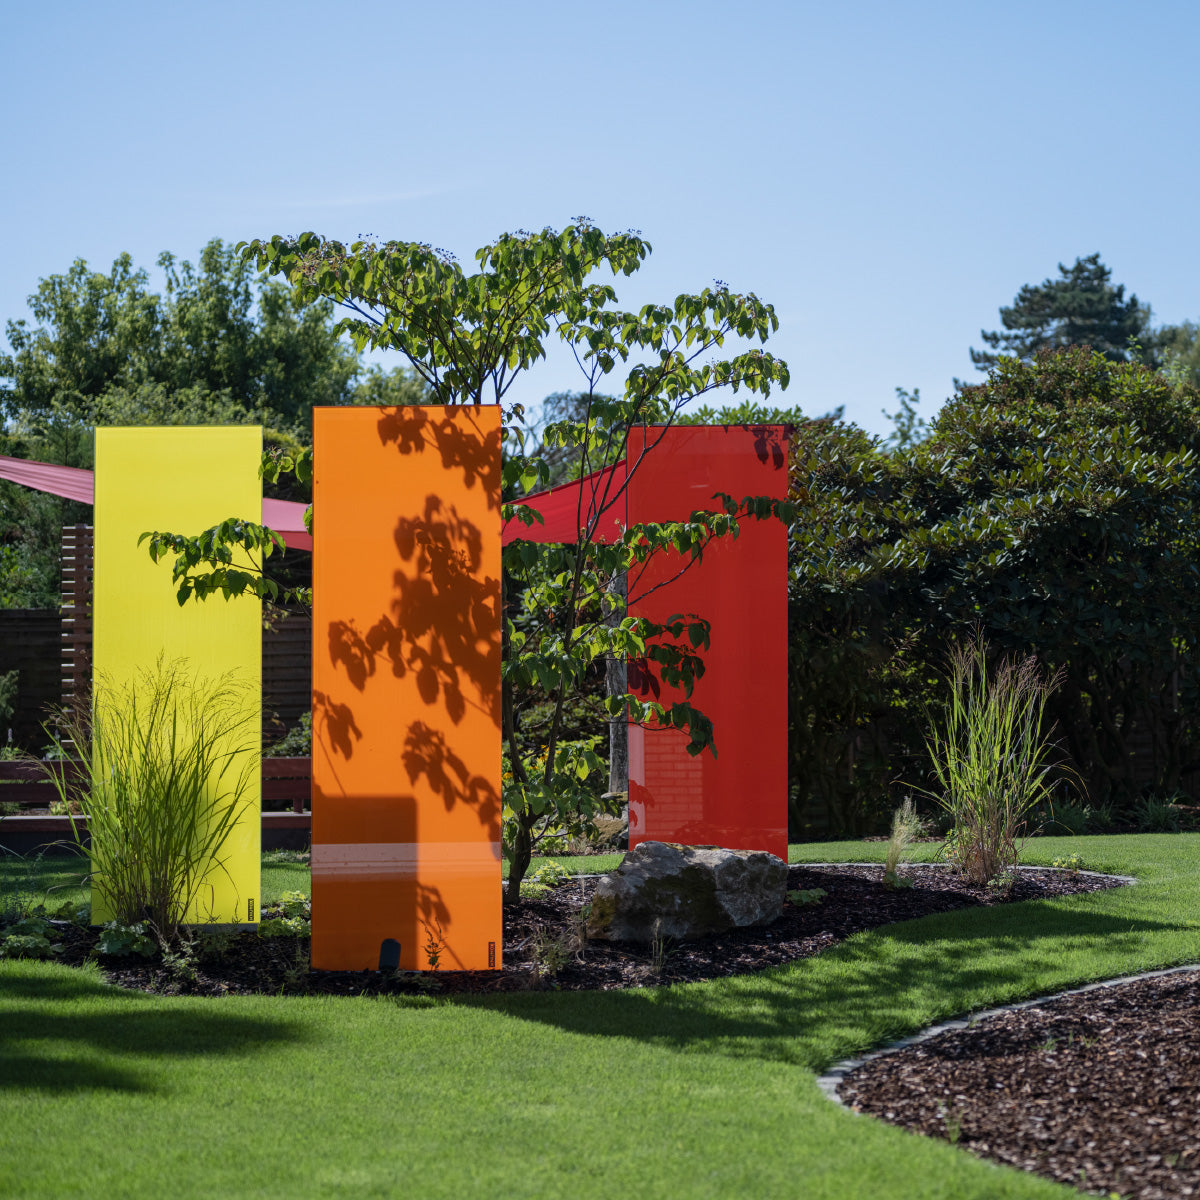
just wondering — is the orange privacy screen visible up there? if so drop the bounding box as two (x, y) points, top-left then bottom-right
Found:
(626, 425), (789, 862)
(311, 406), (503, 971)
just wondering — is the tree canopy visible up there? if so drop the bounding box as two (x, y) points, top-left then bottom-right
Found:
(788, 347), (1200, 835)
(970, 253), (1152, 371)
(1, 238), (424, 450)
(0, 238), (424, 609)
(148, 220), (794, 899)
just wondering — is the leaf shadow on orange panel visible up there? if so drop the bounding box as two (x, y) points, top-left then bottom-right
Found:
(312, 405), (502, 972)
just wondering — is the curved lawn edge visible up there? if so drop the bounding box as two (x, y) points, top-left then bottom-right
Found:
(2, 835), (1198, 1200)
(815, 960), (1199, 1106)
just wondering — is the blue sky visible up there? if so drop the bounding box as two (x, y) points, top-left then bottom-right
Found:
(3, 0), (1198, 438)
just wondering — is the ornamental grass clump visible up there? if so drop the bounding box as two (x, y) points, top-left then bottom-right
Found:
(923, 637), (1068, 886)
(41, 660), (258, 938)
(882, 798), (922, 889)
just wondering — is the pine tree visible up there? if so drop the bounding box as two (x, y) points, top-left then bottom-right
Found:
(971, 253), (1151, 370)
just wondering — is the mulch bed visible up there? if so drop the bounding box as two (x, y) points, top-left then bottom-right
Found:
(51, 862), (1118, 999)
(839, 969), (1200, 1200)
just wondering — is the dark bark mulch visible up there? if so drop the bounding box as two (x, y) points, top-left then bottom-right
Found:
(840, 969), (1200, 1200)
(52, 862), (1118, 999)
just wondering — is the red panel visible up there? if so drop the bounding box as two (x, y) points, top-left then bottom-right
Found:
(311, 406), (502, 971)
(626, 425), (789, 861)
(502, 462), (626, 545)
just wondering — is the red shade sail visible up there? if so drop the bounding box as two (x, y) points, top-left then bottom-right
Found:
(0, 454), (313, 550)
(0, 454), (95, 505)
(501, 462), (626, 545)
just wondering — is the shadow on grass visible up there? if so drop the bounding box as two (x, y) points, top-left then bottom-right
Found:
(0, 966), (309, 1094)
(460, 900), (1192, 1070)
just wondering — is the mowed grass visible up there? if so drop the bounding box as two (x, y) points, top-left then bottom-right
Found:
(0, 834), (1197, 1199)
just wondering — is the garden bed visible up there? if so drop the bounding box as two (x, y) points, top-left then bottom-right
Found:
(839, 967), (1200, 1200)
(54, 861), (1122, 998)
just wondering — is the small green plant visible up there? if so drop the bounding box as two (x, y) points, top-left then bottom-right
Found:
(531, 922), (584, 978)
(986, 870), (1016, 896)
(422, 920), (446, 971)
(1045, 800), (1090, 835)
(648, 917), (673, 977)
(160, 928), (199, 984)
(259, 891), (312, 937)
(266, 711), (311, 756)
(262, 848), (310, 865)
(526, 860), (572, 888)
(195, 926), (235, 960)
(1052, 853), (1085, 873)
(40, 658), (259, 938)
(922, 636), (1070, 886)
(97, 920), (157, 957)
(521, 858), (574, 898)
(939, 1104), (963, 1145)
(1134, 796), (1183, 833)
(787, 887), (827, 906)
(0, 914), (59, 959)
(882, 798), (921, 889)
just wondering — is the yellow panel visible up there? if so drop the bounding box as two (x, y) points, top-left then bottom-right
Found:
(93, 427), (262, 925)
(311, 405), (502, 971)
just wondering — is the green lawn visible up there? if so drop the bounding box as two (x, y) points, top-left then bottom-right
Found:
(1, 835), (1198, 1199)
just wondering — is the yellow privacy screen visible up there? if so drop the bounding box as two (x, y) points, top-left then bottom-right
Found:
(93, 426), (262, 926)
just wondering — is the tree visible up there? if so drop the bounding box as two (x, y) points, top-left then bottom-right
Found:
(144, 220), (793, 901)
(970, 254), (1152, 371)
(879, 387), (929, 452)
(0, 239), (417, 442)
(1156, 321), (1200, 390)
(0, 240), (422, 608)
(787, 347), (1200, 836)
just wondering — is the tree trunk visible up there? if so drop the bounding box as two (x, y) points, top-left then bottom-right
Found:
(505, 812), (534, 907)
(605, 571), (628, 793)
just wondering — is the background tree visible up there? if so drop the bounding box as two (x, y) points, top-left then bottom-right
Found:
(879, 387), (929, 452)
(0, 239), (423, 608)
(1156, 320), (1200, 389)
(146, 220), (793, 900)
(787, 347), (1200, 836)
(970, 253), (1152, 371)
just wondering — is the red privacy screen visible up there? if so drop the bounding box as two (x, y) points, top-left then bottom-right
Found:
(626, 425), (790, 862)
(311, 405), (503, 971)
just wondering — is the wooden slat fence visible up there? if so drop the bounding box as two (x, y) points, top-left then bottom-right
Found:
(0, 756), (311, 814)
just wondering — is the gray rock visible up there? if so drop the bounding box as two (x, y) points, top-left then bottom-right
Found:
(586, 841), (787, 943)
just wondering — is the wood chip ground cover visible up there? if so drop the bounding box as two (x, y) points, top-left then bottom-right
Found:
(840, 968), (1200, 1199)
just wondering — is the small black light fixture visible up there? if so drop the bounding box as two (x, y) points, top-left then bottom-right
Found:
(378, 938), (401, 972)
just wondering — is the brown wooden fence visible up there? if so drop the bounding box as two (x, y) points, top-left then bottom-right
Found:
(0, 610), (64, 750)
(1, 526), (312, 752)
(0, 756), (312, 855)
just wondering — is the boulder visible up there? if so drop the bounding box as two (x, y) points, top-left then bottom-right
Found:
(586, 841), (787, 943)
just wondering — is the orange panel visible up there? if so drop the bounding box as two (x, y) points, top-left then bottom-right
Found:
(626, 425), (789, 861)
(311, 406), (503, 971)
